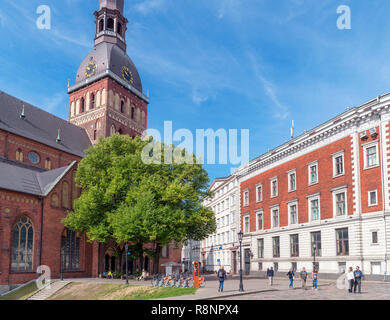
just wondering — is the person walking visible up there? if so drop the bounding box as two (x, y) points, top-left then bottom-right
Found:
(353, 266), (363, 294)
(346, 267), (354, 293)
(286, 268), (295, 289)
(312, 269), (318, 291)
(217, 266), (227, 293)
(300, 267), (308, 290)
(267, 267), (274, 286)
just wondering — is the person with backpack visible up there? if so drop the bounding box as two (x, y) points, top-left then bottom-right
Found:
(312, 269), (318, 291)
(286, 268), (295, 289)
(300, 267), (308, 290)
(353, 266), (363, 294)
(217, 265), (227, 293)
(267, 267), (274, 286)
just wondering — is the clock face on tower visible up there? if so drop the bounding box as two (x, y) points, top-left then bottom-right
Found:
(85, 61), (97, 78)
(121, 66), (134, 85)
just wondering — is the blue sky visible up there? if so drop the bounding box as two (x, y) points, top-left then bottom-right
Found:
(1, 0), (390, 182)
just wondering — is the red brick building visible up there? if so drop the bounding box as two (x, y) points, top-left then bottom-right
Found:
(237, 98), (390, 278)
(0, 0), (181, 293)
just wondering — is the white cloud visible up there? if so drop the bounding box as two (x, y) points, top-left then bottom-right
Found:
(249, 54), (290, 120)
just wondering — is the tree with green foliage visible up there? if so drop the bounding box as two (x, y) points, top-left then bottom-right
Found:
(63, 134), (216, 273)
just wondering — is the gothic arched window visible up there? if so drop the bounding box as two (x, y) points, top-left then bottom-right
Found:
(80, 97), (85, 113)
(45, 158), (52, 170)
(99, 19), (104, 32)
(16, 149), (23, 162)
(51, 194), (59, 207)
(62, 181), (69, 208)
(90, 93), (95, 109)
(131, 107), (135, 120)
(11, 216), (34, 272)
(110, 124), (116, 136)
(107, 18), (114, 31)
(61, 229), (80, 271)
(117, 22), (122, 35)
(120, 100), (124, 113)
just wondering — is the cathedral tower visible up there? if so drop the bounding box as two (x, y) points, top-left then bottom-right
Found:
(68, 0), (148, 143)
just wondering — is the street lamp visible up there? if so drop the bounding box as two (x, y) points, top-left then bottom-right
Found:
(125, 243), (129, 285)
(313, 243), (316, 272)
(238, 231), (244, 292)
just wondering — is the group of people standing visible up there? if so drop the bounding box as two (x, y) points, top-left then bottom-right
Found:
(267, 267), (318, 290)
(346, 266), (364, 293)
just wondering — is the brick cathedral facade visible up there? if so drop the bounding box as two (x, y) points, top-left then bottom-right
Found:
(0, 0), (181, 293)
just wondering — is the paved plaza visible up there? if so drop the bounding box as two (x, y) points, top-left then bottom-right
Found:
(162, 277), (390, 300)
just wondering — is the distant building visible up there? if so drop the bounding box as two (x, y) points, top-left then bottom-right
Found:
(201, 175), (240, 273)
(181, 239), (201, 272)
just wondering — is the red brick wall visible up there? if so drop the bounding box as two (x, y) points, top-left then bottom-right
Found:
(358, 126), (383, 213)
(240, 136), (354, 232)
(0, 129), (82, 170)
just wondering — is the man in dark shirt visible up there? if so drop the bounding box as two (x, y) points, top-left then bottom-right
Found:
(267, 267), (274, 286)
(287, 269), (295, 289)
(217, 266), (227, 292)
(353, 266), (364, 294)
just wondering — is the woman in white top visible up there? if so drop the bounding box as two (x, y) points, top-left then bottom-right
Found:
(346, 267), (355, 293)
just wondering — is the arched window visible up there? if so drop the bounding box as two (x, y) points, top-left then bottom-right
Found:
(80, 97), (85, 113)
(11, 217), (34, 272)
(51, 194), (59, 207)
(16, 149), (23, 162)
(61, 229), (80, 271)
(107, 18), (114, 30)
(72, 170), (78, 203)
(99, 19), (104, 32)
(117, 22), (122, 35)
(131, 107), (135, 120)
(120, 100), (124, 113)
(90, 93), (95, 109)
(118, 128), (123, 135)
(62, 181), (69, 208)
(110, 124), (116, 136)
(45, 158), (52, 170)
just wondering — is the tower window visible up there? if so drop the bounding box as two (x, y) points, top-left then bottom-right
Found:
(99, 19), (104, 32)
(107, 18), (114, 31)
(131, 107), (135, 120)
(80, 97), (85, 113)
(120, 100), (124, 113)
(90, 93), (95, 109)
(93, 130), (97, 140)
(117, 22), (122, 35)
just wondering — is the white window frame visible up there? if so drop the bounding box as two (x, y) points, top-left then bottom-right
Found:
(332, 151), (345, 177)
(307, 193), (321, 222)
(287, 200), (298, 225)
(288, 169), (297, 192)
(270, 205), (280, 228)
(332, 186), (348, 218)
(256, 210), (264, 231)
(270, 177), (278, 198)
(256, 183), (263, 203)
(363, 141), (379, 169)
(243, 214), (250, 234)
(243, 189), (249, 207)
(308, 161), (319, 185)
(368, 190), (378, 207)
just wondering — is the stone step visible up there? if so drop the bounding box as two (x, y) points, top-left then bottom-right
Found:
(26, 281), (71, 300)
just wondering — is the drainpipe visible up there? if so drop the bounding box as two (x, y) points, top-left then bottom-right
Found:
(379, 116), (388, 281)
(39, 196), (44, 267)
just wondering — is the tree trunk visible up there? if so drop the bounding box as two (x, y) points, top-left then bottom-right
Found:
(137, 242), (144, 273)
(154, 244), (161, 274)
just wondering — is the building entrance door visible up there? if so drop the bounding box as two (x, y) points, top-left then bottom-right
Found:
(244, 249), (251, 275)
